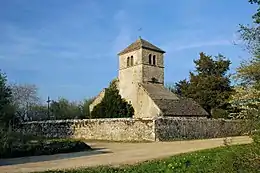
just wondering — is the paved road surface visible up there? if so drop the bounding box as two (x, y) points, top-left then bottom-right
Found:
(0, 136), (252, 173)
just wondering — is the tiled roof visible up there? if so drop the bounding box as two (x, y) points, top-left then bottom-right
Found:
(153, 98), (209, 116)
(142, 83), (179, 100)
(118, 38), (165, 55)
(141, 83), (208, 117)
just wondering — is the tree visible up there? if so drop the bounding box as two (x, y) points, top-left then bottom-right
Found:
(249, 0), (260, 24)
(27, 104), (48, 121)
(78, 98), (94, 119)
(229, 0), (260, 119)
(91, 79), (134, 118)
(173, 79), (190, 97)
(49, 98), (82, 120)
(0, 71), (15, 128)
(229, 85), (260, 119)
(10, 84), (40, 121)
(236, 0), (260, 86)
(173, 52), (233, 117)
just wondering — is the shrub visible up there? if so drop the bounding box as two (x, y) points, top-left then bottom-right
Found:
(91, 79), (134, 118)
(0, 132), (91, 159)
(211, 108), (230, 119)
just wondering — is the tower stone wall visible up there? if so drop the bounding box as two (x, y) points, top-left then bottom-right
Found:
(141, 48), (164, 85)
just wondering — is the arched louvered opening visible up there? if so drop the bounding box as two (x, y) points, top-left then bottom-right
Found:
(127, 57), (130, 67)
(149, 54), (152, 64)
(153, 55), (156, 65)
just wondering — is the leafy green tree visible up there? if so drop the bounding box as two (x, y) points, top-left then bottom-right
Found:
(236, 0), (260, 86)
(50, 98), (82, 120)
(27, 104), (48, 121)
(173, 52), (233, 117)
(249, 0), (260, 24)
(0, 71), (15, 128)
(174, 79), (190, 97)
(91, 79), (134, 118)
(25, 98), (93, 121)
(230, 0), (260, 119)
(78, 98), (94, 119)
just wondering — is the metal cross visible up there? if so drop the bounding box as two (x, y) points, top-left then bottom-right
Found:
(46, 96), (51, 119)
(138, 28), (142, 38)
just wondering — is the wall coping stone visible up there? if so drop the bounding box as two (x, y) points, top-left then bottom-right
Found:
(22, 117), (246, 125)
(22, 118), (155, 124)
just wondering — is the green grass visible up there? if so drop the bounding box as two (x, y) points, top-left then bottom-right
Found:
(38, 143), (260, 173)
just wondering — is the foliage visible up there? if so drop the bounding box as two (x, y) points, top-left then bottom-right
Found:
(25, 98), (94, 121)
(0, 131), (91, 159)
(230, 0), (260, 119)
(40, 144), (260, 173)
(238, 0), (260, 55)
(234, 55), (260, 87)
(173, 80), (190, 97)
(0, 71), (15, 128)
(249, 0), (260, 24)
(229, 85), (260, 119)
(236, 0), (260, 86)
(50, 98), (94, 120)
(211, 108), (230, 119)
(27, 104), (49, 121)
(78, 98), (94, 119)
(50, 98), (83, 120)
(91, 79), (134, 118)
(172, 52), (233, 117)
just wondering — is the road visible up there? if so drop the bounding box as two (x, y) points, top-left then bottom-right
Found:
(0, 136), (252, 173)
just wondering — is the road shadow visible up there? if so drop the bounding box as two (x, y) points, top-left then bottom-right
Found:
(0, 147), (112, 166)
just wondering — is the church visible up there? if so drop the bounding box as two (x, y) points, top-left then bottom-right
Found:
(89, 37), (208, 118)
(20, 38), (246, 142)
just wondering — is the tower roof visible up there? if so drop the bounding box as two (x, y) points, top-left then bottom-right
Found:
(118, 38), (165, 55)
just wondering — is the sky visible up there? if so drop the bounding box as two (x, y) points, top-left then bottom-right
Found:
(0, 0), (258, 102)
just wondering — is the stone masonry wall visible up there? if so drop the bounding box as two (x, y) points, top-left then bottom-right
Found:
(89, 89), (106, 113)
(155, 117), (249, 141)
(142, 48), (164, 84)
(17, 118), (155, 142)
(135, 84), (161, 118)
(17, 117), (249, 142)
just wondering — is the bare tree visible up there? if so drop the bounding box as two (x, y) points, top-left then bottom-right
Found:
(10, 83), (41, 121)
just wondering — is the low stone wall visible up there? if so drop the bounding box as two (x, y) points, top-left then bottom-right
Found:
(154, 117), (249, 141)
(17, 117), (249, 142)
(17, 118), (155, 141)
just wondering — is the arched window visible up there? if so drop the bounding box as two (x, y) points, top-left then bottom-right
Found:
(127, 57), (130, 67)
(131, 56), (134, 66)
(148, 54), (152, 64)
(153, 55), (156, 65)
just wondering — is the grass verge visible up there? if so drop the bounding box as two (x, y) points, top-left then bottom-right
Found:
(38, 143), (260, 173)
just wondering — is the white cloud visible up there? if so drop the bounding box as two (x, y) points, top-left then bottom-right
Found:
(174, 40), (232, 51)
(162, 38), (234, 53)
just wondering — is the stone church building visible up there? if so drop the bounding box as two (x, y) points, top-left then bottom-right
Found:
(19, 38), (246, 142)
(90, 38), (208, 118)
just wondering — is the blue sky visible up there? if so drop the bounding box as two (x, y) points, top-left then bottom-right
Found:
(0, 0), (257, 102)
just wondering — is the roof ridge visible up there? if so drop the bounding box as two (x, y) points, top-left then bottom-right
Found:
(118, 38), (165, 55)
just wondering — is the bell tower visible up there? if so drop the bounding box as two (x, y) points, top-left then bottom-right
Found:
(117, 37), (165, 106)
